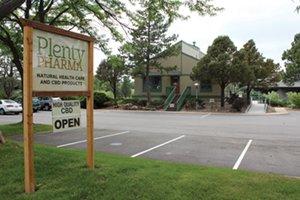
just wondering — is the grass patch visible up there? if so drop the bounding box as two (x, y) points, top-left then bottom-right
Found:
(0, 123), (52, 136)
(0, 141), (299, 200)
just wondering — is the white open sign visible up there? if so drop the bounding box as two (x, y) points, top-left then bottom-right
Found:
(52, 100), (81, 132)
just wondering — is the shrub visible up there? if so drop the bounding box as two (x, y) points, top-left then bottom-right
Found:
(287, 92), (300, 108)
(150, 99), (164, 107)
(11, 90), (22, 101)
(80, 92), (111, 109)
(251, 90), (264, 102)
(227, 93), (239, 105)
(149, 99), (164, 109)
(185, 96), (205, 110)
(264, 91), (287, 107)
(61, 96), (80, 100)
(118, 98), (151, 107)
(137, 99), (147, 107)
(231, 97), (245, 112)
(118, 98), (139, 105)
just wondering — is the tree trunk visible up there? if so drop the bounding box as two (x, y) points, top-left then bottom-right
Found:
(246, 86), (252, 105)
(113, 81), (117, 104)
(38, 0), (45, 23)
(145, 75), (151, 105)
(220, 84), (225, 108)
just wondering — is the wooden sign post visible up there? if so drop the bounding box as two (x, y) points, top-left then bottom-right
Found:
(22, 19), (95, 193)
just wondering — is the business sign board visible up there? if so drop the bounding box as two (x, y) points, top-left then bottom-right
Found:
(52, 100), (81, 132)
(22, 19), (95, 193)
(32, 29), (88, 92)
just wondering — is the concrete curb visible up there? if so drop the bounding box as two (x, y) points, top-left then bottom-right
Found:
(98, 109), (290, 116)
(243, 112), (289, 116)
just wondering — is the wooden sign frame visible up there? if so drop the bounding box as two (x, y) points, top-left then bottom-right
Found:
(22, 19), (95, 193)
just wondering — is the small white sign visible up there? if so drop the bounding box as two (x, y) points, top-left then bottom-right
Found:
(52, 100), (81, 132)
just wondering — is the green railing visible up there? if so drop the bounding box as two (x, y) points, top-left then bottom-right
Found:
(176, 86), (191, 111)
(166, 86), (174, 97)
(164, 87), (176, 111)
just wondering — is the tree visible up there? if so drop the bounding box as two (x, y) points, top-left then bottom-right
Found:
(296, 0), (300, 12)
(0, 0), (221, 88)
(0, 0), (133, 88)
(0, 0), (25, 20)
(0, 52), (20, 98)
(122, 0), (176, 104)
(233, 40), (264, 104)
(121, 76), (132, 98)
(122, 0), (222, 105)
(96, 55), (127, 102)
(259, 58), (281, 88)
(282, 33), (300, 84)
(0, 0), (222, 82)
(233, 40), (281, 104)
(191, 36), (237, 108)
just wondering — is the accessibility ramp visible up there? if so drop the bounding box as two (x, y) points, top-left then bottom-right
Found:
(246, 100), (266, 115)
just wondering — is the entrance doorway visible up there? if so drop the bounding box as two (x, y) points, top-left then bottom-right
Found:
(170, 76), (180, 94)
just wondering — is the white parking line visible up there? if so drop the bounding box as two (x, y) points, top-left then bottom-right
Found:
(200, 113), (211, 118)
(131, 135), (186, 158)
(57, 131), (130, 148)
(233, 139), (253, 170)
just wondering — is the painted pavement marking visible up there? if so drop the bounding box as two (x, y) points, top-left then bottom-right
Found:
(57, 131), (130, 148)
(233, 139), (253, 170)
(131, 135), (186, 158)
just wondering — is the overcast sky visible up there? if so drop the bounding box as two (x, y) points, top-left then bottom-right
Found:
(94, 0), (300, 70)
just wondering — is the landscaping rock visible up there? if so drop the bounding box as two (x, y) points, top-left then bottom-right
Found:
(131, 105), (139, 110)
(123, 103), (133, 110)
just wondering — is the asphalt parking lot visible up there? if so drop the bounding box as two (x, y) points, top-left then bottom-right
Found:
(3, 110), (300, 177)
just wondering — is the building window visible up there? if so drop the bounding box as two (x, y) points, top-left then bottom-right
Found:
(200, 80), (212, 92)
(143, 76), (162, 92)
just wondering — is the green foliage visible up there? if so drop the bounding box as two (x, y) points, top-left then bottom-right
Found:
(233, 40), (281, 104)
(61, 96), (79, 101)
(0, 123), (52, 136)
(184, 96), (205, 110)
(251, 90), (265, 102)
(0, 53), (20, 98)
(287, 92), (300, 108)
(10, 89), (22, 101)
(96, 55), (127, 101)
(0, 88), (5, 98)
(118, 98), (139, 105)
(1, 1), (222, 106)
(282, 33), (300, 84)
(149, 99), (164, 107)
(231, 98), (245, 112)
(122, 0), (222, 104)
(191, 36), (237, 107)
(227, 93), (239, 105)
(120, 76), (132, 98)
(118, 98), (148, 107)
(93, 78), (107, 92)
(122, 0), (179, 104)
(264, 91), (288, 107)
(94, 92), (111, 108)
(1, 0), (222, 84)
(233, 40), (264, 84)
(0, 0), (134, 84)
(80, 92), (111, 109)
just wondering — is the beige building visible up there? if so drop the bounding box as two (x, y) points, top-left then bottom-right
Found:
(133, 41), (221, 109)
